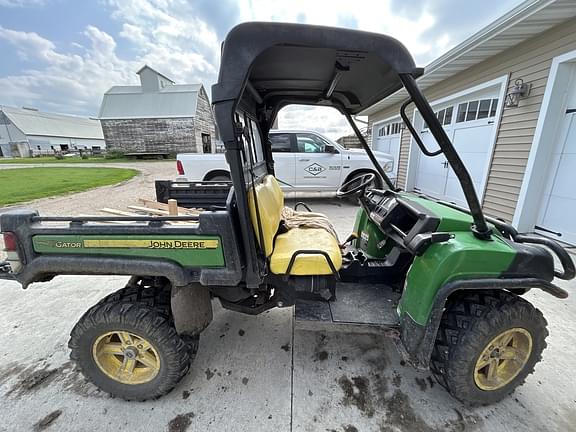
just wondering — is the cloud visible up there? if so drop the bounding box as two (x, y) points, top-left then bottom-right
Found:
(336, 13), (359, 29)
(278, 105), (357, 140)
(0, 0), (45, 7)
(0, 24), (136, 114)
(0, 0), (523, 138)
(238, 0), (437, 62)
(0, 0), (222, 115)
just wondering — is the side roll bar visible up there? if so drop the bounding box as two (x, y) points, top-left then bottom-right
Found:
(400, 100), (442, 157)
(399, 74), (492, 240)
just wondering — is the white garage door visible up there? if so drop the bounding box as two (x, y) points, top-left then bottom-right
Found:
(373, 120), (402, 179)
(414, 89), (500, 207)
(537, 108), (576, 244)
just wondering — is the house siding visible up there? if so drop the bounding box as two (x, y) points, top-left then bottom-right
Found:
(367, 17), (576, 222)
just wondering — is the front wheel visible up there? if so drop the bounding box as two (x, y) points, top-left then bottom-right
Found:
(69, 301), (192, 400)
(431, 290), (548, 405)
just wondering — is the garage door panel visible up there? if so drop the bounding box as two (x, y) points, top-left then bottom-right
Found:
(413, 85), (500, 206)
(538, 112), (576, 244)
(443, 177), (466, 206)
(541, 195), (576, 244)
(449, 152), (486, 180)
(452, 124), (493, 153)
(415, 154), (447, 197)
(374, 121), (402, 178)
(444, 177), (484, 208)
(556, 116), (576, 154)
(416, 172), (448, 198)
(549, 154), (576, 199)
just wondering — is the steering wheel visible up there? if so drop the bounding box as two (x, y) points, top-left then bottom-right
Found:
(336, 172), (376, 198)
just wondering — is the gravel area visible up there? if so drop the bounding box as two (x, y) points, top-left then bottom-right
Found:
(0, 161), (177, 216)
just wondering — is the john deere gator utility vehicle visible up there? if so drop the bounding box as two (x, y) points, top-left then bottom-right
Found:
(1, 22), (574, 405)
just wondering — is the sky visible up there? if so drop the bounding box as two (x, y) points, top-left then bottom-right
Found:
(0, 0), (525, 139)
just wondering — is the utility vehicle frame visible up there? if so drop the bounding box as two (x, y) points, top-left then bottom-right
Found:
(1, 22), (574, 405)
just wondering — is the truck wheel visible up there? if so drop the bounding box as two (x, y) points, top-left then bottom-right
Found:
(206, 174), (230, 182)
(430, 290), (547, 405)
(69, 294), (193, 400)
(211, 175), (230, 181)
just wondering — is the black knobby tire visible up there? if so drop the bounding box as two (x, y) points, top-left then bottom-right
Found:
(69, 281), (197, 400)
(210, 175), (231, 182)
(95, 281), (200, 358)
(430, 290), (548, 405)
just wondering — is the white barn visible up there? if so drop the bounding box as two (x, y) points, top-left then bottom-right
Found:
(0, 106), (105, 158)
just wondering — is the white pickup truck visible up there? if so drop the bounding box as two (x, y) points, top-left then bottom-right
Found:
(177, 130), (395, 192)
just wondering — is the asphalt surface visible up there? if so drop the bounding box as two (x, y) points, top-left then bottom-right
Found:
(0, 162), (575, 431)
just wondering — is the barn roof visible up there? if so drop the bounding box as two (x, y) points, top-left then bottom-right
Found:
(98, 84), (203, 120)
(0, 105), (103, 140)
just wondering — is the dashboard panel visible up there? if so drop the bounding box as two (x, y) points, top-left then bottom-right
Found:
(361, 190), (441, 254)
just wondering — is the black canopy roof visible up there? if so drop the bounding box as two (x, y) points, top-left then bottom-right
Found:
(212, 22), (423, 115)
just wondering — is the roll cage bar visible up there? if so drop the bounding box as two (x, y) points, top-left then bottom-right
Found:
(212, 22), (493, 287)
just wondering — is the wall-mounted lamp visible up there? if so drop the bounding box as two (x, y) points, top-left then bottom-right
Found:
(505, 78), (532, 108)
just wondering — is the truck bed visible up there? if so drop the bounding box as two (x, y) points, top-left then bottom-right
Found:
(155, 180), (232, 209)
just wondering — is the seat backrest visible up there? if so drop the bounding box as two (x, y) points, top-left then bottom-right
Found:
(247, 175), (285, 257)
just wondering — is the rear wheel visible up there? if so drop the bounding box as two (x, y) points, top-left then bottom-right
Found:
(430, 290), (547, 405)
(96, 279), (200, 358)
(69, 281), (197, 400)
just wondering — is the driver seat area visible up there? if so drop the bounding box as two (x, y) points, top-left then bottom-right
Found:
(247, 175), (342, 275)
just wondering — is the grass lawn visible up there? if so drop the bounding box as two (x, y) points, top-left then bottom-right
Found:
(0, 167), (138, 206)
(0, 156), (172, 164)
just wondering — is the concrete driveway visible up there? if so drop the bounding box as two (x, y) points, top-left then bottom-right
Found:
(1, 166), (575, 431)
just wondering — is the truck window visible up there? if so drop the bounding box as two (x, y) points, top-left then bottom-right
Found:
(248, 118), (264, 162)
(269, 134), (292, 152)
(296, 133), (328, 153)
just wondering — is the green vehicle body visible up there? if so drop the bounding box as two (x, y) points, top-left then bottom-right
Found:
(1, 22), (573, 402)
(353, 195), (517, 326)
(32, 234), (225, 267)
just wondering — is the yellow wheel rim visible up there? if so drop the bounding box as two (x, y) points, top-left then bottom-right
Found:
(92, 331), (160, 385)
(474, 327), (532, 391)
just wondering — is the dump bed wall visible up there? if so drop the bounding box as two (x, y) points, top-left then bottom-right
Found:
(0, 209), (243, 288)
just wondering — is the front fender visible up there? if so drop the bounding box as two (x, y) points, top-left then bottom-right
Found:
(399, 277), (567, 368)
(399, 232), (518, 326)
(397, 231), (561, 368)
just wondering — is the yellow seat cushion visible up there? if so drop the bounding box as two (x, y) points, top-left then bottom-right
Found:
(270, 227), (343, 275)
(248, 175), (284, 257)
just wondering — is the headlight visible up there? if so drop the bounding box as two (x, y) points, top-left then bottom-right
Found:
(383, 161), (394, 173)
